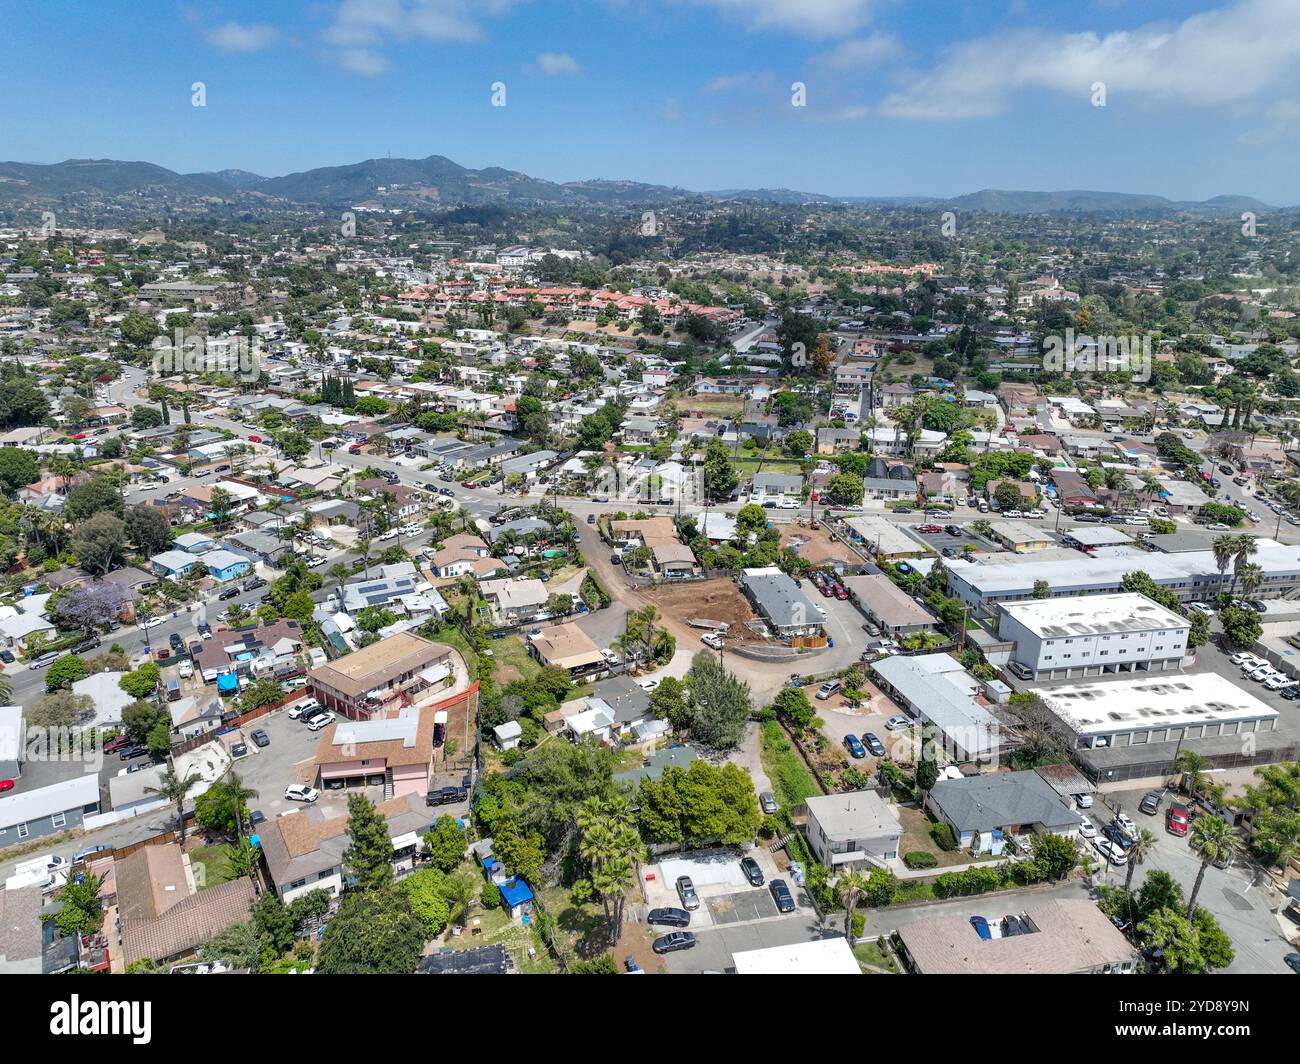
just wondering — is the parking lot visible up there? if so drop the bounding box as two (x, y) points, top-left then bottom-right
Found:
(908, 523), (999, 558)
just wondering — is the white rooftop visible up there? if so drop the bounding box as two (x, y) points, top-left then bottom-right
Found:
(732, 936), (861, 975)
(999, 593), (1189, 638)
(1034, 672), (1278, 736)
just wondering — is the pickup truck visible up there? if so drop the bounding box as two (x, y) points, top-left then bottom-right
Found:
(426, 785), (468, 806)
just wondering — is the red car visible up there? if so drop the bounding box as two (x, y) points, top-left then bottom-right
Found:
(348, 444), (362, 454)
(0, 779), (13, 793)
(818, 583), (833, 597)
(1166, 804), (1190, 836)
(247, 434), (262, 443)
(461, 481), (476, 489)
(156, 648), (170, 660)
(918, 523), (943, 534)
(103, 735), (129, 753)
(834, 586), (849, 601)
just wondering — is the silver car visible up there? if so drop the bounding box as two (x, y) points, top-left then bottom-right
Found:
(759, 791), (778, 815)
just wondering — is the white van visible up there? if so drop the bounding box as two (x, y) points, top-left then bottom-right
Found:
(816, 679), (841, 700)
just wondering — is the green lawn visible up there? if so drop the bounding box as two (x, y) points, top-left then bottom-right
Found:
(489, 634), (542, 684)
(189, 843), (239, 890)
(853, 939), (899, 973)
(759, 721), (821, 810)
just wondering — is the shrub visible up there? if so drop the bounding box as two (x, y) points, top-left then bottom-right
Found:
(929, 821), (957, 851)
(481, 879), (502, 909)
(903, 851), (938, 870)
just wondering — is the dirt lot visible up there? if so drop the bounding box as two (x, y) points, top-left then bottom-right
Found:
(780, 524), (861, 568)
(640, 578), (763, 644)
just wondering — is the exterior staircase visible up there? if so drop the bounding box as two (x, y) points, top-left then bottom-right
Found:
(383, 768), (395, 800)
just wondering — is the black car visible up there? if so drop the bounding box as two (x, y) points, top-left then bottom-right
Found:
(168, 633), (184, 651)
(1284, 953), (1300, 974)
(243, 578), (268, 592)
(219, 710), (240, 726)
(438, 487), (454, 497)
(249, 810), (266, 827)
(0, 649), (13, 664)
(646, 907), (691, 928)
(652, 931), (696, 955)
(1102, 823), (1135, 851)
(769, 879), (796, 913)
(218, 587), (241, 601)
(197, 622), (212, 637)
(119, 746), (147, 761)
(71, 637), (101, 654)
(250, 729), (270, 748)
(740, 856), (764, 887)
(1281, 684), (1300, 700)
(945, 524), (962, 536)
(863, 733), (886, 758)
(426, 785), (468, 806)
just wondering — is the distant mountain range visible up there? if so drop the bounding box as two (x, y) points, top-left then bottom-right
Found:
(0, 155), (1281, 215)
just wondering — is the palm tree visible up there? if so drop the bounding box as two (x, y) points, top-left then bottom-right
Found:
(1238, 562), (1264, 600)
(1123, 827), (1156, 892)
(1228, 534), (1258, 599)
(576, 796), (643, 942)
(144, 764), (204, 842)
(1176, 750), (1212, 804)
(0, 672), (11, 705)
(1186, 815), (1236, 916)
(328, 562), (351, 603)
(217, 771), (259, 839)
(837, 869), (870, 942)
(1212, 533), (1235, 594)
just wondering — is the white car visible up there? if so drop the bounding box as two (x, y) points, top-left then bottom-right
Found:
(307, 713), (337, 732)
(637, 678), (660, 691)
(1247, 664), (1274, 682)
(1112, 812), (1136, 835)
(140, 616), (166, 630)
(1077, 817), (1097, 839)
(1003, 510), (1024, 519)
(378, 528), (399, 541)
(1230, 651), (1256, 666)
(1186, 602), (1215, 616)
(287, 698), (320, 719)
(1073, 792), (1093, 809)
(305, 556), (326, 568)
(1092, 837), (1128, 866)
(701, 633), (724, 650)
(885, 716), (912, 731)
(403, 525), (425, 536)
(1264, 674), (1290, 690)
(284, 785), (320, 803)
(1025, 509), (1047, 519)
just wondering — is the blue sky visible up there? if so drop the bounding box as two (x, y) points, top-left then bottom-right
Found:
(3, 0), (1299, 202)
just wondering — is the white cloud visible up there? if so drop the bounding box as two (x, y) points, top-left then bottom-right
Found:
(812, 32), (905, 70)
(704, 70), (774, 93)
(206, 21), (279, 53)
(879, 0), (1300, 119)
(336, 48), (393, 76)
(687, 0), (880, 39)
(536, 51), (580, 76)
(323, 0), (516, 72)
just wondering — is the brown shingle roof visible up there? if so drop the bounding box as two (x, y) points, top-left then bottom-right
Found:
(121, 878), (255, 967)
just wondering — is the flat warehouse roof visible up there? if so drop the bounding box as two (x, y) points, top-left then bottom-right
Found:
(999, 593), (1188, 638)
(1034, 672), (1278, 736)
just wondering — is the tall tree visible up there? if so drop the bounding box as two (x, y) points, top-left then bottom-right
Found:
(343, 793), (395, 892)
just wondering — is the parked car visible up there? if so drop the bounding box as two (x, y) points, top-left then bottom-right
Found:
(73, 845), (110, 864)
(759, 791), (778, 815)
(885, 715), (911, 731)
(843, 734), (867, 759)
(1092, 837), (1129, 866)
(647, 907), (691, 928)
(307, 712), (337, 732)
(676, 876), (700, 911)
(288, 698), (320, 719)
(28, 652), (59, 671)
(652, 931), (696, 955)
(1073, 792), (1094, 809)
(248, 810), (266, 827)
(284, 785), (320, 803)
(250, 729), (270, 748)
(426, 785), (469, 805)
(769, 878), (796, 913)
(1166, 804), (1190, 836)
(218, 586), (241, 601)
(863, 733), (886, 757)
(0, 649), (12, 664)
(1139, 792), (1162, 815)
(1112, 811), (1137, 836)
(740, 856), (764, 887)
(1077, 816), (1097, 839)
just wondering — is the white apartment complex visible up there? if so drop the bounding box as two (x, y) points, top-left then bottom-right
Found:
(997, 593), (1190, 681)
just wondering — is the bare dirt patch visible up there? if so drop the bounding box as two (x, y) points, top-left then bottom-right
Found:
(639, 578), (763, 644)
(781, 524), (861, 568)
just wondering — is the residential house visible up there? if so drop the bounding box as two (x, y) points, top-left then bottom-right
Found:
(799, 790), (902, 870)
(527, 623), (607, 678)
(925, 770), (1082, 853)
(0, 774), (101, 843)
(307, 633), (470, 720)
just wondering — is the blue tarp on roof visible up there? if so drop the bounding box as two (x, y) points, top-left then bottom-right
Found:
(499, 876), (533, 909)
(217, 673), (239, 694)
